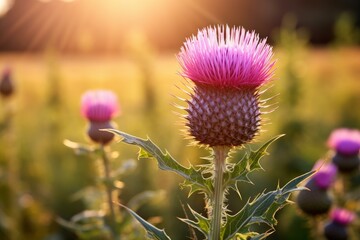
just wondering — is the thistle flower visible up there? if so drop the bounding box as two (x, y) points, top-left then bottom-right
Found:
(296, 161), (335, 215)
(296, 179), (333, 216)
(81, 90), (119, 145)
(327, 128), (360, 173)
(177, 25), (275, 147)
(0, 66), (15, 97)
(313, 160), (337, 189)
(324, 208), (355, 240)
(328, 128), (360, 156)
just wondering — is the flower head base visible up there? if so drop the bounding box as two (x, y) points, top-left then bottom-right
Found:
(312, 160), (337, 189)
(327, 128), (360, 156)
(296, 178), (332, 216)
(178, 25), (275, 88)
(81, 90), (119, 145)
(178, 26), (275, 147)
(81, 90), (119, 122)
(0, 66), (15, 97)
(186, 84), (260, 146)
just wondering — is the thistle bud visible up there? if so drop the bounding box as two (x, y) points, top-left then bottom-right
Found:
(81, 90), (119, 145)
(296, 178), (332, 216)
(177, 26), (275, 147)
(0, 67), (15, 97)
(327, 128), (360, 173)
(87, 121), (116, 145)
(324, 208), (355, 240)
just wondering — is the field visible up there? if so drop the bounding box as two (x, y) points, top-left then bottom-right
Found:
(0, 46), (360, 239)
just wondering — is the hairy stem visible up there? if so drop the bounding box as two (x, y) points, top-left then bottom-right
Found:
(100, 145), (117, 237)
(210, 147), (229, 240)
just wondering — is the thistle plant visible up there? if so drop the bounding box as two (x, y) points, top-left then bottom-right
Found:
(296, 128), (360, 239)
(0, 66), (20, 240)
(296, 161), (337, 216)
(62, 90), (163, 240)
(107, 25), (312, 240)
(0, 66), (15, 98)
(327, 128), (360, 173)
(324, 208), (356, 240)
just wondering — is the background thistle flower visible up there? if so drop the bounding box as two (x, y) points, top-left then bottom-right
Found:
(0, 66), (15, 98)
(324, 208), (356, 240)
(177, 25), (275, 147)
(81, 90), (119, 145)
(327, 128), (360, 173)
(296, 161), (336, 216)
(313, 160), (338, 189)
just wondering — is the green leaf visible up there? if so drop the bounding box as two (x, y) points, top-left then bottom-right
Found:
(222, 170), (313, 240)
(121, 204), (171, 240)
(127, 190), (166, 212)
(63, 139), (96, 155)
(179, 205), (210, 237)
(225, 135), (284, 190)
(235, 231), (271, 240)
(107, 129), (212, 195)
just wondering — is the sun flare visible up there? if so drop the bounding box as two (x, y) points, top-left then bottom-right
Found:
(0, 0), (13, 16)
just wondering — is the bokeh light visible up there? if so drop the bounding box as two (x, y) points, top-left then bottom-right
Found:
(0, 0), (14, 16)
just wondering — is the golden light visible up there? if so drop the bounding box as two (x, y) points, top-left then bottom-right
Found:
(1, 0), (214, 53)
(0, 0), (13, 17)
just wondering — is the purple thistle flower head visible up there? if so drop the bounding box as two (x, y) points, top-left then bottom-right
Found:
(327, 128), (360, 156)
(81, 90), (119, 122)
(330, 208), (356, 226)
(0, 66), (15, 97)
(177, 25), (276, 147)
(312, 160), (337, 189)
(178, 25), (275, 88)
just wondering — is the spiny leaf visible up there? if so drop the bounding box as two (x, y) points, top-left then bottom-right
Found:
(179, 205), (210, 237)
(235, 231), (271, 240)
(107, 129), (212, 195)
(120, 204), (171, 240)
(247, 135), (284, 171)
(282, 170), (315, 195)
(225, 135), (284, 189)
(222, 171), (313, 240)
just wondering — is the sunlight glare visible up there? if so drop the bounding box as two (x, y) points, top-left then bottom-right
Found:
(0, 0), (13, 17)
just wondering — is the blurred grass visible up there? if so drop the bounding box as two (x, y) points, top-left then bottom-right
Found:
(0, 44), (359, 239)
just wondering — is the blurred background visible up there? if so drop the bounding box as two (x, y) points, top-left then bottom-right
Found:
(0, 0), (359, 239)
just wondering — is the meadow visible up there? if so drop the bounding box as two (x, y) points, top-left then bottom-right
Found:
(0, 36), (360, 239)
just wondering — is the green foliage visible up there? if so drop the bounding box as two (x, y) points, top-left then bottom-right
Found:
(57, 210), (112, 240)
(180, 206), (210, 236)
(106, 129), (213, 196)
(120, 204), (171, 240)
(110, 129), (312, 239)
(225, 135), (284, 191)
(222, 171), (313, 240)
(334, 12), (360, 46)
(63, 139), (166, 240)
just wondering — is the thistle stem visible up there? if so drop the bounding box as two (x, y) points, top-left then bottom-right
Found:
(210, 147), (229, 240)
(3, 102), (20, 240)
(310, 216), (324, 240)
(100, 145), (117, 237)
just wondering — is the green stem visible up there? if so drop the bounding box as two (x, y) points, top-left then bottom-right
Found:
(210, 147), (229, 240)
(310, 216), (323, 240)
(100, 145), (117, 238)
(3, 102), (19, 240)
